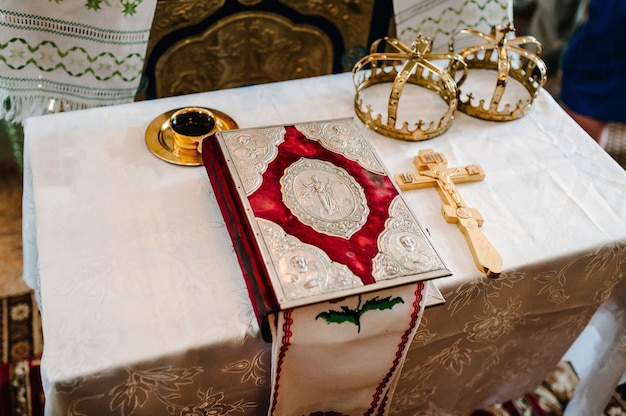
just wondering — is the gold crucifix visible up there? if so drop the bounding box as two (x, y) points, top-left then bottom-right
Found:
(395, 149), (502, 278)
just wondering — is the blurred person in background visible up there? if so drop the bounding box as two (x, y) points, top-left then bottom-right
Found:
(514, 0), (586, 78)
(560, 0), (626, 148)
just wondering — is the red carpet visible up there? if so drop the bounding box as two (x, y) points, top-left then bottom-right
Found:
(473, 361), (626, 416)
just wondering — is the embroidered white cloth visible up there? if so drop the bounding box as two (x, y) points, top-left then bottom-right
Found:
(269, 282), (428, 415)
(392, 0), (513, 51)
(0, 0), (157, 123)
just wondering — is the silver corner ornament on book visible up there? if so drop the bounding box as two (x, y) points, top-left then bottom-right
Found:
(202, 117), (450, 341)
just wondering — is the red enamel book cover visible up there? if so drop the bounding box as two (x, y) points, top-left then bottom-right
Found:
(203, 118), (450, 340)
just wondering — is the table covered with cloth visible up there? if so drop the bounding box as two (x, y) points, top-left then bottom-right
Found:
(22, 71), (626, 415)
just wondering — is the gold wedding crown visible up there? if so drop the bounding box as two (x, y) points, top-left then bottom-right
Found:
(448, 23), (547, 121)
(352, 35), (467, 141)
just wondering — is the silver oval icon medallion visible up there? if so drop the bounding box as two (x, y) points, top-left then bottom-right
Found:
(281, 158), (369, 239)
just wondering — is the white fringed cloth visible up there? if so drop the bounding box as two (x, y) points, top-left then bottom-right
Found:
(0, 0), (157, 123)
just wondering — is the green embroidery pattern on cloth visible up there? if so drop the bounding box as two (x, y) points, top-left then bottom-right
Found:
(1, 38), (144, 82)
(393, 0), (513, 50)
(50, 0), (146, 16)
(0, 2), (157, 122)
(315, 295), (405, 333)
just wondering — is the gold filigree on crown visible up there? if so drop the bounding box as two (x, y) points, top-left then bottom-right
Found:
(352, 35), (467, 141)
(448, 23), (547, 121)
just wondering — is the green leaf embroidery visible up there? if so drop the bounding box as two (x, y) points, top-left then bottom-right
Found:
(315, 295), (404, 333)
(50, 0), (145, 16)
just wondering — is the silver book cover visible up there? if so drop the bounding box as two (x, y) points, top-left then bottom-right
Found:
(212, 118), (450, 310)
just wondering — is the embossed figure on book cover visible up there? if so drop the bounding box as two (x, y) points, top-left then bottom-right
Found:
(205, 118), (450, 311)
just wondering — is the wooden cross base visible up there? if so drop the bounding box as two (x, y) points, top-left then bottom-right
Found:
(395, 149), (502, 278)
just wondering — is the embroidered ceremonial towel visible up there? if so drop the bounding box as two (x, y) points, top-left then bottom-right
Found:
(0, 0), (157, 123)
(268, 282), (428, 416)
(392, 0), (513, 51)
(201, 119), (449, 414)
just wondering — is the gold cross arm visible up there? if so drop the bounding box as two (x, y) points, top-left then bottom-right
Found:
(395, 149), (502, 278)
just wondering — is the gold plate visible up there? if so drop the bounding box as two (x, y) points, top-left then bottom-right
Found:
(145, 107), (239, 166)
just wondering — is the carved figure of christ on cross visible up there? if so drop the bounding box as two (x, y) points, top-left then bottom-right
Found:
(395, 149), (502, 278)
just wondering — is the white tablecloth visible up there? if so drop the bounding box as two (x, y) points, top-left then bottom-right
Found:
(22, 72), (626, 415)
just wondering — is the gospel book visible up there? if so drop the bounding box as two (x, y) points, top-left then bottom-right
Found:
(202, 118), (450, 340)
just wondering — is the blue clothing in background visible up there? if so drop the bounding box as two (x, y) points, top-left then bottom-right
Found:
(560, 0), (626, 123)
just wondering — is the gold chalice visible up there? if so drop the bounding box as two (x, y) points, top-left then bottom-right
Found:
(170, 107), (217, 155)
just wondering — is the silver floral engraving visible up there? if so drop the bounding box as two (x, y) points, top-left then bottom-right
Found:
(256, 218), (362, 301)
(294, 119), (385, 175)
(281, 158), (369, 239)
(373, 196), (443, 279)
(221, 127), (286, 194)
